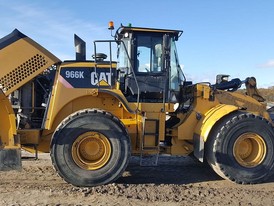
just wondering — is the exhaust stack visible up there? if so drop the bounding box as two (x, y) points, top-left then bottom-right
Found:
(74, 34), (86, 61)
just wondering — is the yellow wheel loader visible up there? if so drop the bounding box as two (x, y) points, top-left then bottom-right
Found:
(0, 23), (274, 186)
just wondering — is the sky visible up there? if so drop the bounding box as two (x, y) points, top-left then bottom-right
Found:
(0, 0), (274, 88)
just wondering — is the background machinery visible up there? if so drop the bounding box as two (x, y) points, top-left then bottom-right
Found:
(0, 22), (274, 186)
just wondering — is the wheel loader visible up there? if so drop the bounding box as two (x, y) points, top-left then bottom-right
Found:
(1, 22), (274, 186)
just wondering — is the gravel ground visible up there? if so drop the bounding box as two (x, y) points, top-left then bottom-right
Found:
(1, 152), (274, 206)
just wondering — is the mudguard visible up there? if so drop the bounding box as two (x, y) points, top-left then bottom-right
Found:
(193, 104), (238, 162)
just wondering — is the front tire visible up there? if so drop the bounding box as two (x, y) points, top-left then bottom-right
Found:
(206, 112), (274, 184)
(50, 109), (131, 187)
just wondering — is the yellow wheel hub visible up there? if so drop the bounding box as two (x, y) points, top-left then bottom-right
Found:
(72, 131), (111, 170)
(233, 133), (266, 168)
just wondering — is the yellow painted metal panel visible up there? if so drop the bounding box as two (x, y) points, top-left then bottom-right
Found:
(18, 129), (41, 145)
(121, 119), (137, 125)
(0, 90), (17, 148)
(0, 30), (60, 95)
(61, 61), (116, 68)
(199, 104), (238, 141)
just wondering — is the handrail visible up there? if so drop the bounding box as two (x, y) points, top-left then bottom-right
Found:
(93, 40), (140, 112)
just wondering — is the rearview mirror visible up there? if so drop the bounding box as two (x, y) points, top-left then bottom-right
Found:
(163, 34), (171, 51)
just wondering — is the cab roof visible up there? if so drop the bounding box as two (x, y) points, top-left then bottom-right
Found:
(118, 26), (183, 40)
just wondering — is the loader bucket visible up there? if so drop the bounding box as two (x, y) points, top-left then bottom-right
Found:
(0, 29), (61, 96)
(0, 90), (21, 170)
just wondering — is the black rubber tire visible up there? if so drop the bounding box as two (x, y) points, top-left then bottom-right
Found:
(205, 112), (274, 184)
(50, 109), (131, 187)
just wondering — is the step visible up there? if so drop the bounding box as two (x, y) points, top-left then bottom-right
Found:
(140, 152), (159, 166)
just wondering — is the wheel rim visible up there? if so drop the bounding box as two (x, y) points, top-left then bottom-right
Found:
(72, 131), (111, 170)
(233, 133), (266, 168)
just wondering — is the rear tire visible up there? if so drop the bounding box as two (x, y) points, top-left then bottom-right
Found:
(205, 112), (274, 184)
(50, 109), (131, 187)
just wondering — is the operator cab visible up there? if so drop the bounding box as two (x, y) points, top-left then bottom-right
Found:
(116, 26), (185, 103)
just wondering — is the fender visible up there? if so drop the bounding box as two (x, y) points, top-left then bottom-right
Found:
(193, 104), (238, 162)
(39, 88), (137, 153)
